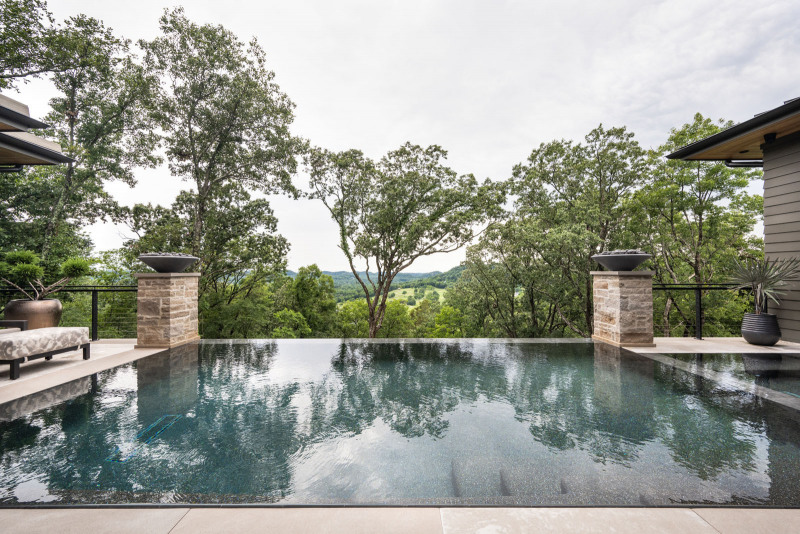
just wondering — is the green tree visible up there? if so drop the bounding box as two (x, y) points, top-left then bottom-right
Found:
(430, 305), (465, 338)
(139, 7), (302, 259)
(0, 0), (78, 89)
(271, 308), (312, 338)
(410, 299), (440, 337)
(127, 8), (302, 333)
(38, 15), (159, 261)
(635, 114), (762, 336)
(288, 265), (337, 336)
(376, 300), (414, 338)
(510, 125), (648, 336)
(124, 189), (290, 335)
(307, 143), (503, 337)
(336, 299), (369, 338)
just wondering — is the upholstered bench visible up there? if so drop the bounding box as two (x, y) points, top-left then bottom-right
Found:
(0, 321), (90, 380)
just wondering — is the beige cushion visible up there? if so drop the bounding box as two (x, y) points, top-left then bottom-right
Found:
(0, 328), (21, 335)
(0, 327), (89, 361)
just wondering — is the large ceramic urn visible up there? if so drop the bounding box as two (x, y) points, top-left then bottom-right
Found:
(3, 299), (63, 329)
(741, 313), (781, 346)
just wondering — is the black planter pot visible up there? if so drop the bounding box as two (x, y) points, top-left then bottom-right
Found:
(741, 313), (781, 346)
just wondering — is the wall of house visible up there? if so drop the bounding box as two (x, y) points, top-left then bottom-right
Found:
(763, 130), (800, 342)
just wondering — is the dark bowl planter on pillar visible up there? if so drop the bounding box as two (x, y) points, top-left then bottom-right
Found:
(741, 313), (782, 346)
(138, 253), (200, 273)
(3, 298), (63, 329)
(591, 250), (652, 271)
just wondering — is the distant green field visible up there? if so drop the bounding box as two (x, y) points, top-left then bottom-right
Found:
(386, 287), (447, 309)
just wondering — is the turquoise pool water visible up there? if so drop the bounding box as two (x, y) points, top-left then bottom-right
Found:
(1, 340), (800, 505)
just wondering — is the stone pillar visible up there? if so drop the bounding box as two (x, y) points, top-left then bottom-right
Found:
(591, 271), (654, 347)
(135, 273), (200, 348)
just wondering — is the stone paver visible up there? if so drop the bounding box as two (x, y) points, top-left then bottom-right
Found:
(693, 508), (800, 534)
(440, 508), (718, 534)
(0, 508), (189, 534)
(169, 507), (444, 534)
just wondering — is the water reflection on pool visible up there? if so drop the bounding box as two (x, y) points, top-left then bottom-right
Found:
(1, 340), (800, 506)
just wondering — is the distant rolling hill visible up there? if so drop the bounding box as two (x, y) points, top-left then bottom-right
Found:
(286, 266), (463, 302)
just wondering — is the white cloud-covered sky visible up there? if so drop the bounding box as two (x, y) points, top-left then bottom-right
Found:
(14, 0), (800, 271)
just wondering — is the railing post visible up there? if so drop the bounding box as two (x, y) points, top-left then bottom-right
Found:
(695, 286), (703, 340)
(91, 289), (99, 341)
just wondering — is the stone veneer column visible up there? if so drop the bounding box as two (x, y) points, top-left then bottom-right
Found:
(591, 270), (655, 347)
(135, 272), (200, 348)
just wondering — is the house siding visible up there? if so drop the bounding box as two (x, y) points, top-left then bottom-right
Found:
(764, 130), (800, 342)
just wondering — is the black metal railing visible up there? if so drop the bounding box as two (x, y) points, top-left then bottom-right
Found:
(0, 285), (137, 340)
(652, 283), (746, 340)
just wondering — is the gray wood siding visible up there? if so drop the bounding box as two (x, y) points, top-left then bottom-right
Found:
(764, 130), (800, 342)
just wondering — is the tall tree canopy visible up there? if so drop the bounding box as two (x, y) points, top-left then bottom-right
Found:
(308, 143), (504, 337)
(1, 6), (158, 272)
(634, 114), (762, 335)
(139, 7), (302, 258)
(124, 8), (302, 332)
(0, 0), (69, 89)
(501, 125), (648, 336)
(38, 15), (159, 261)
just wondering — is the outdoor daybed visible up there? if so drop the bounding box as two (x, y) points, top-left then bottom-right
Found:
(0, 320), (90, 380)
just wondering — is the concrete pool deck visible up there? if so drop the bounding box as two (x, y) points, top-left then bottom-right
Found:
(629, 336), (800, 354)
(1, 506), (799, 533)
(0, 339), (160, 405)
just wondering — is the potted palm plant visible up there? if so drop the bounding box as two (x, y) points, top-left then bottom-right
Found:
(730, 257), (800, 346)
(0, 250), (92, 329)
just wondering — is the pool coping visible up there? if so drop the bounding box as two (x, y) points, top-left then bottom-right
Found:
(4, 506), (798, 534)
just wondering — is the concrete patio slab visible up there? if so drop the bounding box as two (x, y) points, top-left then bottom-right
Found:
(0, 339), (163, 404)
(169, 507), (444, 534)
(693, 508), (800, 534)
(0, 508), (190, 534)
(440, 507), (718, 534)
(9, 507), (800, 534)
(631, 336), (800, 354)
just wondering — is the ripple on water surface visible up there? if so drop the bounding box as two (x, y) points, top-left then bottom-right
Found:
(1, 340), (800, 505)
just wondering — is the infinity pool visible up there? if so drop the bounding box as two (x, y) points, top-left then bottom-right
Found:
(1, 340), (800, 505)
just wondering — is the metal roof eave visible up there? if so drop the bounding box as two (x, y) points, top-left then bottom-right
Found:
(666, 98), (800, 161)
(0, 105), (48, 132)
(0, 132), (73, 165)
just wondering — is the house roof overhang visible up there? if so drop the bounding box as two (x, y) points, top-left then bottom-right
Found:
(666, 97), (800, 164)
(0, 94), (48, 131)
(0, 131), (73, 166)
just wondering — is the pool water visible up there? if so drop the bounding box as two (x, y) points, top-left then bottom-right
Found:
(668, 352), (800, 399)
(1, 340), (800, 506)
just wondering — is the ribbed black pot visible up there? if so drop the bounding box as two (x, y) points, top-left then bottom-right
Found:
(741, 313), (781, 346)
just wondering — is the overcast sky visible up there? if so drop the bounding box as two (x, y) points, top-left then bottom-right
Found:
(14, 0), (800, 272)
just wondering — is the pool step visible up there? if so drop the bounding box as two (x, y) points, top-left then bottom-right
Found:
(498, 465), (563, 501)
(451, 458), (730, 504)
(450, 459), (506, 498)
